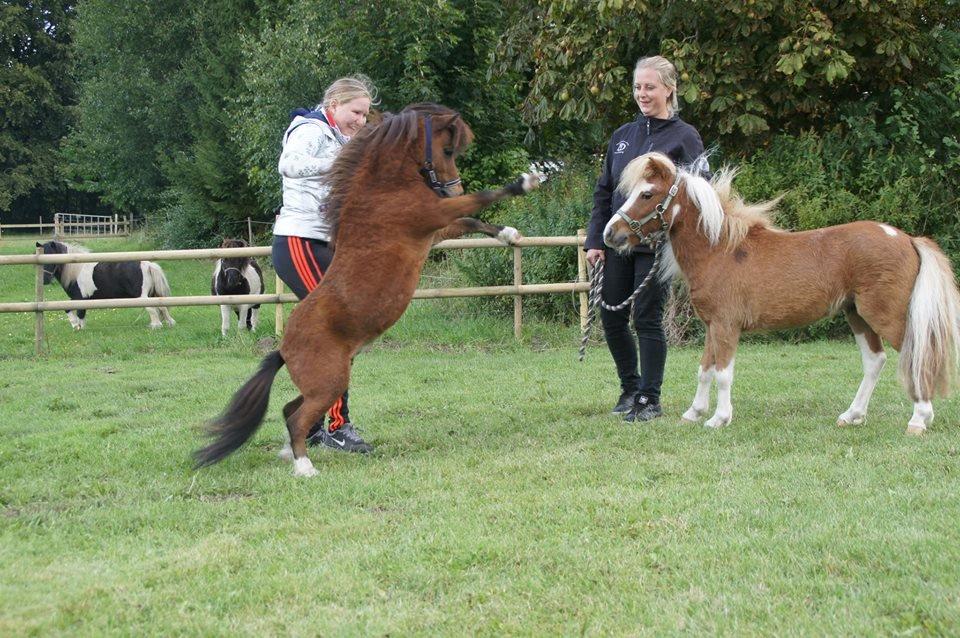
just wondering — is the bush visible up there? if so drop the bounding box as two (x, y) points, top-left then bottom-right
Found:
(452, 160), (599, 322)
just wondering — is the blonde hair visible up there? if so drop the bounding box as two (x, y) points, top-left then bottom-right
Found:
(320, 74), (381, 109)
(634, 56), (679, 115)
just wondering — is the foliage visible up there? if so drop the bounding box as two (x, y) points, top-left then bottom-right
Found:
(452, 160), (598, 321)
(65, 0), (261, 246)
(233, 0), (531, 216)
(494, 0), (960, 153)
(0, 1), (101, 222)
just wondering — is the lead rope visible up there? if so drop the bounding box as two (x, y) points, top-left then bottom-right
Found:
(578, 238), (663, 361)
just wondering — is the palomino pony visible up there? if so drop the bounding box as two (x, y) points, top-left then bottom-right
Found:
(195, 103), (539, 475)
(602, 152), (960, 435)
(37, 240), (176, 330)
(211, 238), (264, 335)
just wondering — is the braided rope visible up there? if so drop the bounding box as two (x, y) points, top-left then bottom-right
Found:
(578, 239), (663, 361)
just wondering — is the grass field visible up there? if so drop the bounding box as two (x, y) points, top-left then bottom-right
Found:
(2, 234), (959, 635)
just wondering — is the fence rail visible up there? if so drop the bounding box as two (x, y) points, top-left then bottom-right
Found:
(0, 215), (132, 238)
(0, 234), (591, 355)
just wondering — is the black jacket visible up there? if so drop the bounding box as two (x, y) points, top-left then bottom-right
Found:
(586, 114), (706, 253)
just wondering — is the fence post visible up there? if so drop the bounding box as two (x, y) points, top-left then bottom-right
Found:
(577, 229), (589, 331)
(247, 217), (253, 245)
(113, 214), (118, 235)
(513, 246), (522, 340)
(34, 245), (45, 356)
(275, 273), (284, 337)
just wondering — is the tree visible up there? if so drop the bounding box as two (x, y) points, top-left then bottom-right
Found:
(494, 1), (960, 153)
(233, 0), (531, 217)
(0, 1), (88, 221)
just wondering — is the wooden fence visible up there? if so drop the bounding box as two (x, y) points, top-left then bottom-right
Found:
(0, 234), (592, 355)
(0, 214), (132, 238)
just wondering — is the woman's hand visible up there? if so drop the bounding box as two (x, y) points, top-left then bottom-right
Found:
(586, 249), (605, 267)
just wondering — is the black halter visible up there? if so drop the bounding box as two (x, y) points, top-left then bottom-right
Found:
(419, 114), (462, 197)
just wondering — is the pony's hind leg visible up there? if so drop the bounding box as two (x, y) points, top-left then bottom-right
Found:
(682, 333), (715, 423)
(286, 400), (326, 477)
(838, 310), (886, 427)
(278, 395), (304, 461)
(145, 305), (163, 329)
(237, 305), (251, 331)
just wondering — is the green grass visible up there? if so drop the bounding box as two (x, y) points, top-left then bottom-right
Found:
(1, 235), (960, 635)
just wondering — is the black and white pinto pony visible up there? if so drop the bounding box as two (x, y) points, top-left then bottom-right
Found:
(37, 240), (176, 329)
(211, 238), (264, 335)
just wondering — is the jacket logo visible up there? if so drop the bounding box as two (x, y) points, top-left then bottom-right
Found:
(614, 140), (629, 154)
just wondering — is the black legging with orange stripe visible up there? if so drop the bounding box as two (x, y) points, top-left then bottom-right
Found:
(272, 234), (350, 432)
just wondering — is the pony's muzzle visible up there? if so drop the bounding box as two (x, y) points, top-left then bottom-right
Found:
(603, 224), (633, 253)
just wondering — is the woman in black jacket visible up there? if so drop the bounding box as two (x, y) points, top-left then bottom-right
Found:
(585, 55), (708, 422)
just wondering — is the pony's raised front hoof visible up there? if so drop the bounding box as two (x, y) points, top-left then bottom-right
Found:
(905, 424), (927, 436)
(497, 226), (522, 245)
(292, 456), (318, 477)
(166, 318), (177, 327)
(703, 415), (730, 429)
(520, 172), (542, 193)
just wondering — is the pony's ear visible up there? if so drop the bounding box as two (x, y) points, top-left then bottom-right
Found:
(646, 155), (675, 182)
(36, 242), (42, 247)
(435, 113), (473, 151)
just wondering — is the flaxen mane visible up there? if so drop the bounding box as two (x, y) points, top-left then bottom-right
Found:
(619, 153), (780, 251)
(324, 103), (473, 243)
(704, 168), (781, 250)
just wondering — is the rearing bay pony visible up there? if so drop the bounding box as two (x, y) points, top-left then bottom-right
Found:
(603, 152), (960, 435)
(195, 103), (539, 476)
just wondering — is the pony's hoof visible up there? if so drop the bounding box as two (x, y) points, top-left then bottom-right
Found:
(149, 323), (162, 330)
(837, 415), (865, 427)
(704, 416), (729, 429)
(681, 408), (704, 423)
(520, 172), (542, 192)
(905, 424), (926, 436)
(497, 226), (522, 245)
(166, 319), (177, 327)
(293, 457), (318, 477)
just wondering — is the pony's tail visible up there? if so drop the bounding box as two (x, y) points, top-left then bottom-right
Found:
(898, 238), (960, 399)
(193, 351), (285, 468)
(146, 262), (172, 297)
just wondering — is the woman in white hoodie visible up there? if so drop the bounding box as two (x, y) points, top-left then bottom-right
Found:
(271, 74), (379, 454)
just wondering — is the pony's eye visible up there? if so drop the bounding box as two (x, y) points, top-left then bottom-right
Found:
(641, 191), (653, 200)
(443, 148), (454, 157)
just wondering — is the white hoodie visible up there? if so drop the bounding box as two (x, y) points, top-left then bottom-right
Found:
(273, 114), (348, 241)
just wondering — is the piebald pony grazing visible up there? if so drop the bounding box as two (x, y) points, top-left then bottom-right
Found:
(603, 152), (960, 434)
(37, 240), (176, 330)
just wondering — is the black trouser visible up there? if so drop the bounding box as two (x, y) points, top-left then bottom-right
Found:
(599, 248), (668, 402)
(272, 234), (350, 430)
